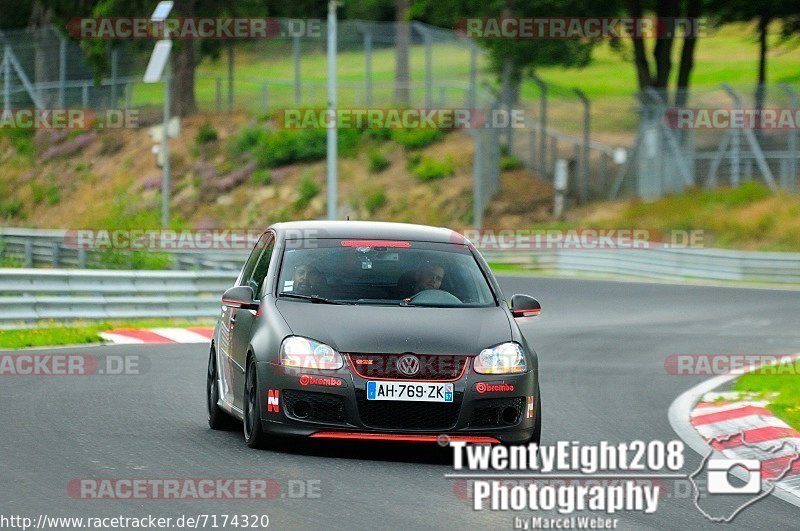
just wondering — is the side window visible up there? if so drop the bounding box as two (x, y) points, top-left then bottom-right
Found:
(249, 236), (275, 297)
(238, 233), (269, 287)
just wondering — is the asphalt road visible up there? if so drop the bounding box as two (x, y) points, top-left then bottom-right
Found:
(1, 276), (799, 530)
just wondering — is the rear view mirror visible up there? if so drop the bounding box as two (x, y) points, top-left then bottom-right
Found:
(509, 294), (541, 318)
(222, 286), (258, 310)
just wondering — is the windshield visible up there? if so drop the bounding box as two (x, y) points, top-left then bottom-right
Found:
(276, 239), (495, 307)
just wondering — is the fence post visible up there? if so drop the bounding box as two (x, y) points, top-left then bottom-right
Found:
(363, 28), (373, 106)
(293, 35), (302, 105)
(227, 45), (234, 112)
(58, 36), (66, 108)
(24, 239), (32, 268)
(82, 83), (89, 108)
(51, 241), (61, 267)
(781, 84), (798, 190)
(472, 129), (483, 228)
(215, 76), (222, 113)
(554, 159), (568, 219)
(531, 73), (547, 177)
(3, 48), (10, 112)
(78, 247), (87, 269)
(574, 88), (590, 203)
(468, 42), (477, 110)
(125, 81), (132, 111)
(110, 47), (119, 106)
(412, 23), (433, 109)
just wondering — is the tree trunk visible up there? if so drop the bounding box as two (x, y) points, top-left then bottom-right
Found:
(627, 0), (652, 91)
(394, 0), (410, 105)
(652, 0), (678, 93)
(674, 0), (701, 107)
(755, 15), (770, 110)
(171, 0), (197, 117)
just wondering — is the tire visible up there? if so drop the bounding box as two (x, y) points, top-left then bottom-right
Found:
(243, 356), (269, 448)
(207, 343), (236, 430)
(530, 388), (542, 445)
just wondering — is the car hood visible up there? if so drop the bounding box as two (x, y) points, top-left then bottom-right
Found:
(275, 301), (512, 355)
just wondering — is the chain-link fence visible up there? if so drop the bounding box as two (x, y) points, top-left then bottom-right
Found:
(614, 84), (800, 199)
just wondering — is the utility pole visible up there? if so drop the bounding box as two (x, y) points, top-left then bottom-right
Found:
(326, 1), (339, 220)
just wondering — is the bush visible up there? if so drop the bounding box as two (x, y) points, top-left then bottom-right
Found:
(0, 199), (23, 218)
(409, 155), (455, 181)
(363, 128), (392, 141)
(196, 122), (219, 145)
(500, 155), (524, 171)
(391, 128), (444, 149)
(254, 129), (328, 168)
(364, 189), (387, 214)
(368, 149), (391, 173)
(251, 168), (271, 186)
(295, 171), (320, 210)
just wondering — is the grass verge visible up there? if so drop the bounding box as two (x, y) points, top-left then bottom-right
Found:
(733, 359), (800, 431)
(0, 319), (215, 350)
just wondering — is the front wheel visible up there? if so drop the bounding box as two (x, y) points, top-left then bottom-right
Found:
(207, 343), (235, 430)
(243, 357), (269, 448)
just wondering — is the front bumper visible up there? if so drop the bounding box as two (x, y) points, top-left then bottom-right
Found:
(256, 359), (538, 444)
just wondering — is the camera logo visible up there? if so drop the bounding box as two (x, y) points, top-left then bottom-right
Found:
(690, 431), (800, 523)
(707, 459), (761, 494)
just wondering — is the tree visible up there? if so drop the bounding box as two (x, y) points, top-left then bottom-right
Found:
(706, 0), (800, 109)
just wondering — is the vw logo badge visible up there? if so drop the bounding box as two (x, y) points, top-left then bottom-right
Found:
(397, 354), (421, 377)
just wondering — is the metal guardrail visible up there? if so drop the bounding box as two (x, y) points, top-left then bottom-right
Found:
(2, 246), (799, 327)
(0, 268), (236, 326)
(0, 228), (247, 271)
(481, 247), (800, 284)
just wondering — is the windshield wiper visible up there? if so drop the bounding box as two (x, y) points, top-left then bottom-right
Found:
(278, 293), (343, 305)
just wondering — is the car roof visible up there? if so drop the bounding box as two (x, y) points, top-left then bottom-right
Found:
(271, 220), (461, 244)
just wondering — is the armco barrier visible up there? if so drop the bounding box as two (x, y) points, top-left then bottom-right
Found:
(480, 247), (800, 283)
(0, 228), (247, 271)
(0, 268), (237, 326)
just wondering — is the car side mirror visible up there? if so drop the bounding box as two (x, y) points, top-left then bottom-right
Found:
(222, 286), (259, 310)
(509, 294), (541, 318)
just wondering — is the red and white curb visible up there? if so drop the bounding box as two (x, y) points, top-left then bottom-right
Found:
(99, 327), (213, 344)
(669, 353), (800, 510)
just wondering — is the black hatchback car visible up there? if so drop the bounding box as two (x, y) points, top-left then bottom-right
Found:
(207, 221), (542, 447)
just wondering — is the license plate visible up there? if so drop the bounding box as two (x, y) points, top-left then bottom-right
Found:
(366, 381), (453, 402)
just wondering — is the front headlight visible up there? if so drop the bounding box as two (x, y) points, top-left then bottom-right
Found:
(473, 342), (527, 374)
(280, 336), (343, 370)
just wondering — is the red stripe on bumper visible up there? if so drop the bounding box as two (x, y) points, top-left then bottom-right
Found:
(309, 432), (500, 444)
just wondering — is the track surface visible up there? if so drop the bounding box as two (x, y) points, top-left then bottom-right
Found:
(2, 277), (799, 529)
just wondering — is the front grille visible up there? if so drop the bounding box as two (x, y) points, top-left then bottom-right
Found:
(283, 390), (346, 424)
(468, 397), (526, 428)
(349, 353), (468, 381)
(355, 391), (462, 430)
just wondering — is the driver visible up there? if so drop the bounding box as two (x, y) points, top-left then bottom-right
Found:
(293, 263), (324, 294)
(412, 262), (445, 293)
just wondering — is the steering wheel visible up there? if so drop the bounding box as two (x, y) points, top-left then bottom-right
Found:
(408, 289), (462, 304)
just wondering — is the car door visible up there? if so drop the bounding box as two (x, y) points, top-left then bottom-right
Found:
(231, 232), (275, 410)
(219, 232), (270, 412)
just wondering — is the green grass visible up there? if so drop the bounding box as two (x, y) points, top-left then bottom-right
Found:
(124, 22), (800, 136)
(0, 319), (215, 349)
(544, 182), (800, 251)
(734, 360), (800, 431)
